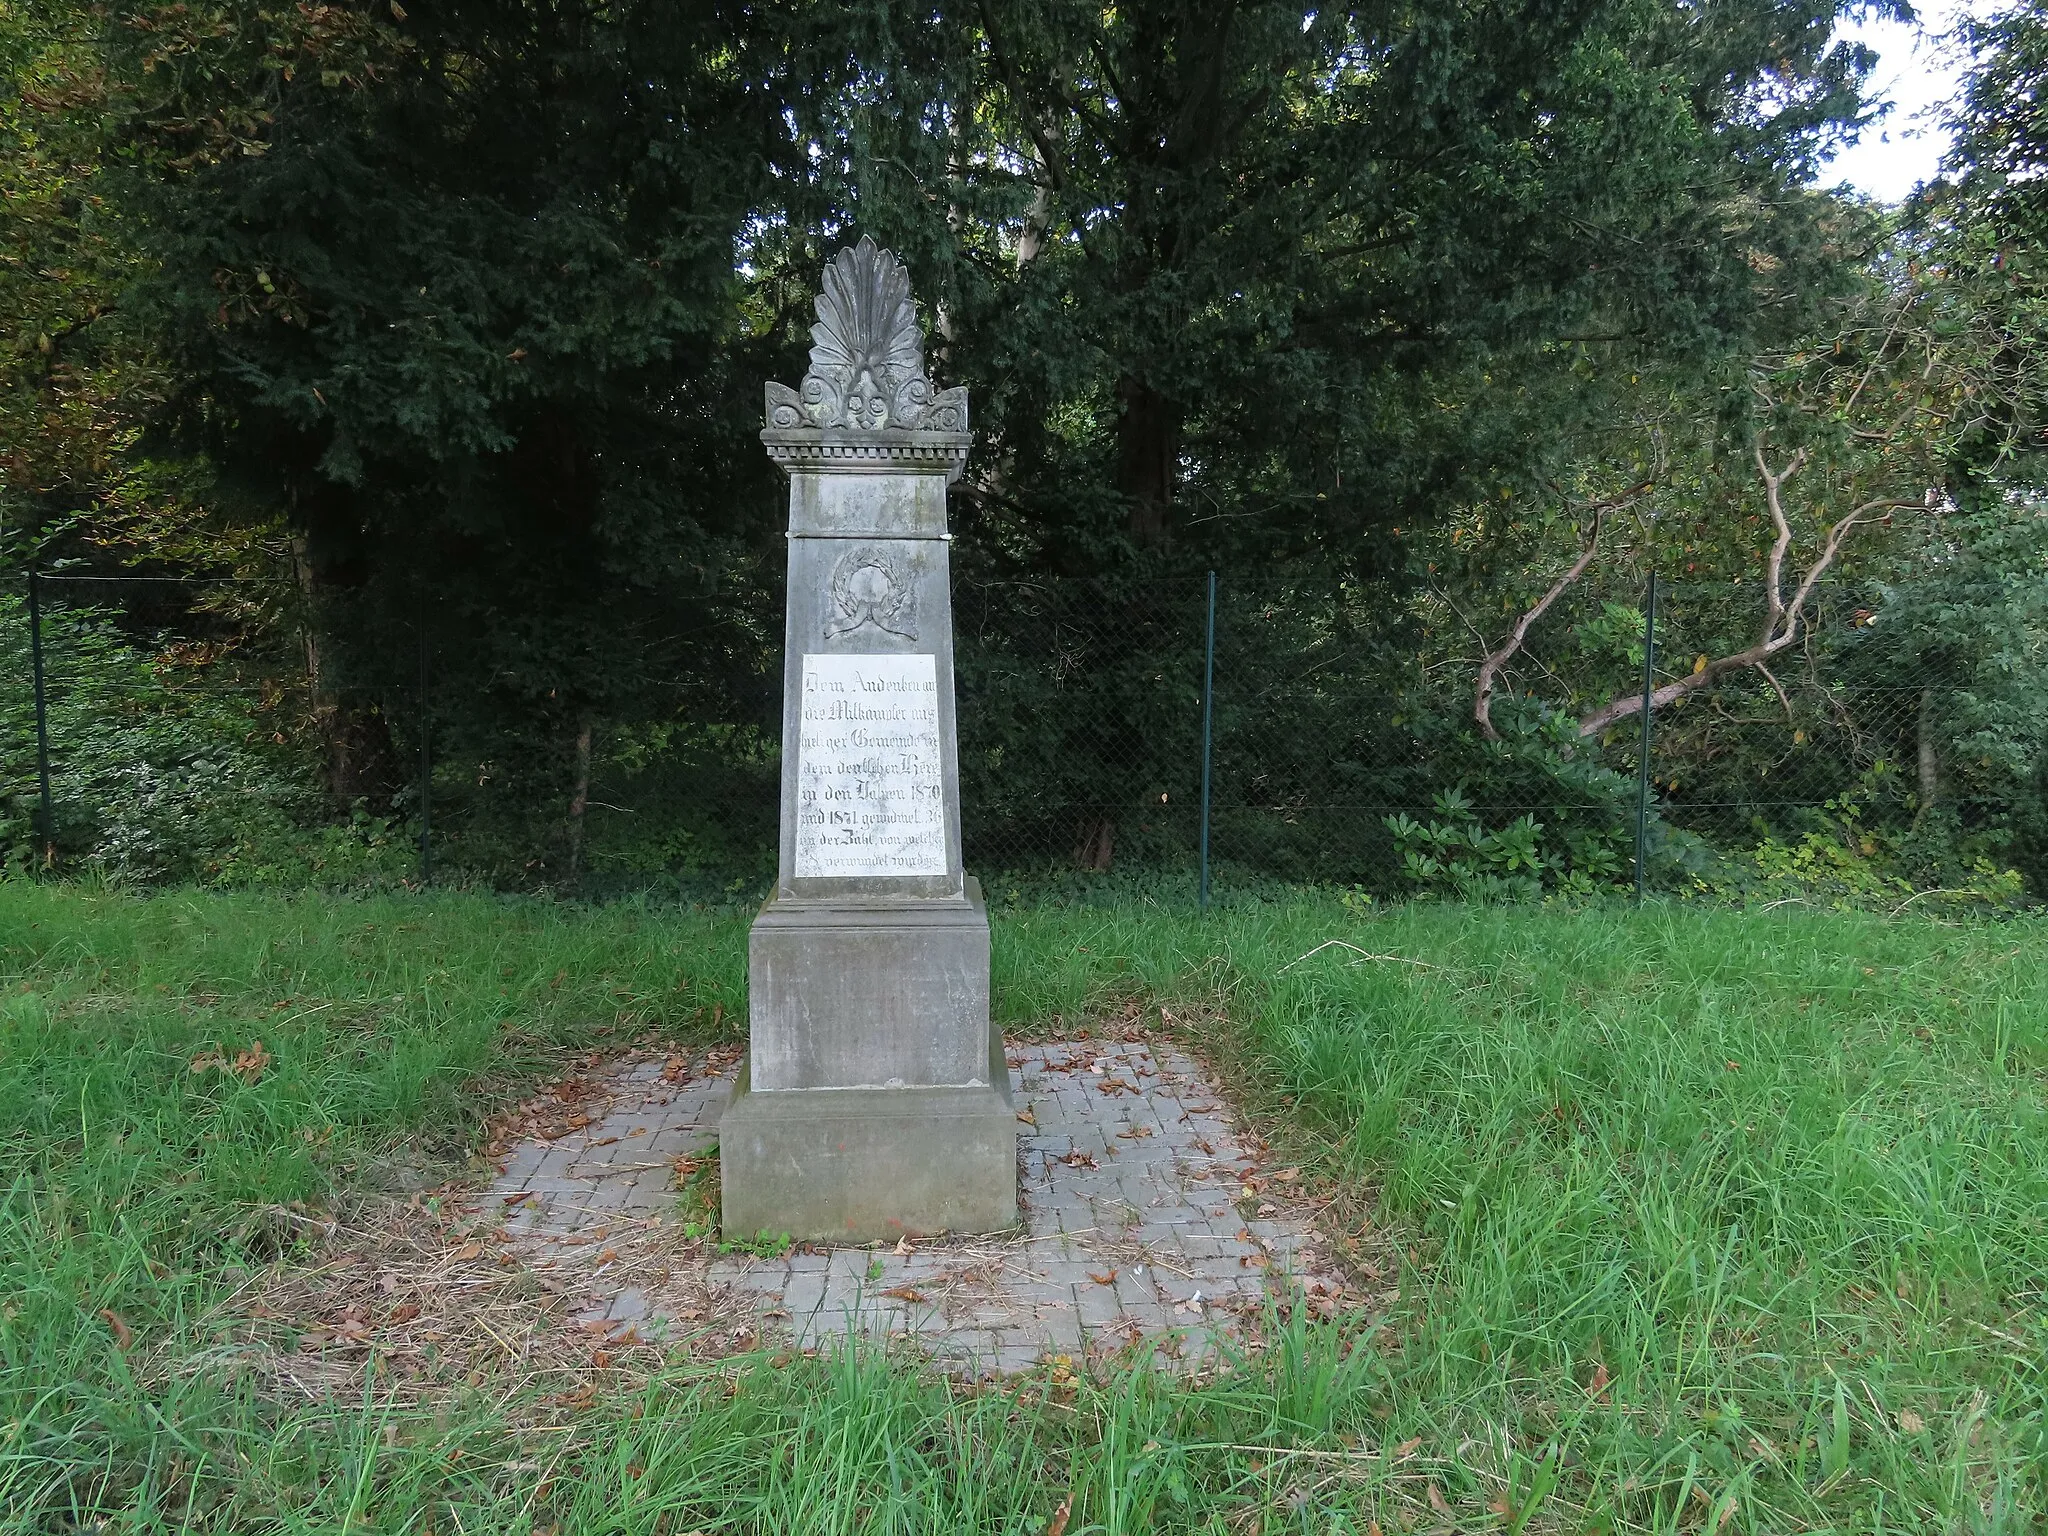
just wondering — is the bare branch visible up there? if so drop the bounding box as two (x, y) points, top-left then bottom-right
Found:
(1756, 662), (1792, 721)
(1471, 479), (1653, 738)
(1576, 488), (1919, 738)
(1754, 444), (1808, 640)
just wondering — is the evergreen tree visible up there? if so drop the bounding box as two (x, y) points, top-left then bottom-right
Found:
(805, 0), (1889, 573)
(104, 0), (816, 848)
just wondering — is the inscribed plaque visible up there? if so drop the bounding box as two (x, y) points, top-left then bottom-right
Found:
(794, 652), (947, 877)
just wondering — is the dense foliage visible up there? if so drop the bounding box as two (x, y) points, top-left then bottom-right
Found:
(3, 0), (2045, 896)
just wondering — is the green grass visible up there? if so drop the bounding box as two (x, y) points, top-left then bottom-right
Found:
(3, 883), (2046, 1531)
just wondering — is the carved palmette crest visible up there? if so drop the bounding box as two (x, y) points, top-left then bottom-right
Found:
(764, 236), (968, 433)
(824, 545), (918, 641)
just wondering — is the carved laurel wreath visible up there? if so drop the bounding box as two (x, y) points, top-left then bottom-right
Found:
(824, 546), (918, 641)
(765, 237), (968, 433)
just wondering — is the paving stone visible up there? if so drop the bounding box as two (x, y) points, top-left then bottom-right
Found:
(481, 1040), (1339, 1375)
(1073, 1280), (1124, 1327)
(499, 1145), (546, 1180)
(780, 1273), (827, 1317)
(533, 1146), (579, 1179)
(728, 1262), (789, 1294)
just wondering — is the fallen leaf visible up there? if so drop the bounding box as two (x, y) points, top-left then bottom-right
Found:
(231, 1041), (272, 1082)
(1393, 1437), (1422, 1459)
(99, 1310), (133, 1350)
(454, 1239), (484, 1260)
(1587, 1361), (1611, 1397)
(589, 1135), (618, 1147)
(879, 1286), (927, 1303)
(1427, 1482), (1451, 1516)
(1045, 1494), (1072, 1536)
(596, 1249), (619, 1264)
(1899, 1408), (1926, 1433)
(1269, 1167), (1301, 1183)
(1016, 1108), (1037, 1126)
(1087, 1269), (1118, 1286)
(1117, 1125), (1155, 1140)
(388, 1302), (421, 1325)
(894, 1235), (914, 1255)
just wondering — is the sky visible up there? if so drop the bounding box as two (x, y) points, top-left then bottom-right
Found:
(1820, 0), (1988, 201)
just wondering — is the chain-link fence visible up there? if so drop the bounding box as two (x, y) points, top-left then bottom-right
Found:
(6, 568), (2043, 903)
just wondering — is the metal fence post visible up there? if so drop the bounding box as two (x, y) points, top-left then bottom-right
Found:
(1633, 570), (1659, 904)
(27, 566), (55, 863)
(418, 623), (432, 887)
(1199, 570), (1216, 912)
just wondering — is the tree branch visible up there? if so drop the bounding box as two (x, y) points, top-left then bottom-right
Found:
(1472, 480), (1653, 738)
(1576, 487), (1917, 738)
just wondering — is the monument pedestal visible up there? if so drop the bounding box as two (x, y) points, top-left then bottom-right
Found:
(717, 237), (1015, 1243)
(720, 881), (1015, 1243)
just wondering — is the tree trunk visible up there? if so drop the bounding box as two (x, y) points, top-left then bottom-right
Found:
(567, 714), (593, 884)
(291, 532), (400, 812)
(1074, 817), (1114, 872)
(1916, 686), (1940, 820)
(1116, 377), (1177, 545)
(1016, 180), (1052, 268)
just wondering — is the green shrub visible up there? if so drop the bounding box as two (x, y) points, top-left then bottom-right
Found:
(0, 594), (412, 885)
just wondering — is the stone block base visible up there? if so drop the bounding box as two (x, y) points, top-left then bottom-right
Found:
(747, 885), (993, 1091)
(718, 1028), (1019, 1243)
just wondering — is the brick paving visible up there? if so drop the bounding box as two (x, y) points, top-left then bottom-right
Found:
(480, 1040), (1337, 1374)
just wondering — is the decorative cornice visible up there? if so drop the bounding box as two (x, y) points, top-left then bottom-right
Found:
(761, 428), (970, 481)
(761, 237), (970, 477)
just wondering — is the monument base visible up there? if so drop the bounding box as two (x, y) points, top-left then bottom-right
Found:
(718, 881), (1017, 1243)
(717, 1032), (1017, 1243)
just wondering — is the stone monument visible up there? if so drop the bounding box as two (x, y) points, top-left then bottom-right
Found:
(718, 237), (1017, 1243)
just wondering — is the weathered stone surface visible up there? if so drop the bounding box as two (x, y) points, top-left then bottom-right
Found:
(762, 236), (967, 436)
(747, 887), (993, 1092)
(722, 237), (1014, 1241)
(773, 476), (964, 903)
(719, 1027), (1017, 1244)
